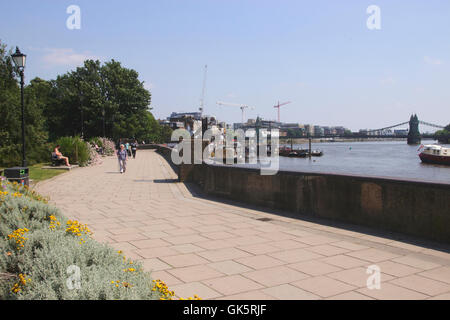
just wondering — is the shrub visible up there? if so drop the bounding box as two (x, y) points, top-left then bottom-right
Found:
(99, 137), (116, 156)
(0, 180), (170, 300)
(0, 135), (52, 167)
(89, 137), (103, 148)
(86, 142), (103, 167)
(54, 136), (90, 167)
(87, 137), (116, 157)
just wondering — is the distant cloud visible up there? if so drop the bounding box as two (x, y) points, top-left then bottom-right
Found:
(286, 82), (306, 88)
(380, 77), (395, 86)
(393, 101), (408, 111)
(225, 92), (237, 98)
(276, 81), (306, 89)
(415, 87), (425, 93)
(40, 48), (101, 67)
(424, 56), (443, 65)
(143, 82), (154, 90)
(293, 82), (306, 87)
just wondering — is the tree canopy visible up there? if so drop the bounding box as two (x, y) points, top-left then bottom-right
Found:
(0, 39), (172, 167)
(0, 41), (49, 167)
(44, 59), (153, 141)
(435, 124), (450, 144)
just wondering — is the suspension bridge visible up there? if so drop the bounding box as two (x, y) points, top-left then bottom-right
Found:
(366, 120), (444, 134)
(361, 115), (445, 144)
(283, 115), (447, 143)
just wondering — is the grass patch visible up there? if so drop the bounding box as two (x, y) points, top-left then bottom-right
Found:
(28, 164), (65, 182)
(1, 164), (65, 182)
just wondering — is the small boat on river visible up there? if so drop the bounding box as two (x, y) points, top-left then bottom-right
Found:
(311, 149), (323, 157)
(279, 146), (323, 158)
(280, 146), (306, 157)
(418, 144), (450, 165)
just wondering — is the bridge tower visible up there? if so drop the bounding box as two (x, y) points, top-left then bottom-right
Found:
(407, 114), (421, 145)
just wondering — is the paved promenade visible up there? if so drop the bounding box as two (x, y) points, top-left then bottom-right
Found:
(35, 150), (450, 300)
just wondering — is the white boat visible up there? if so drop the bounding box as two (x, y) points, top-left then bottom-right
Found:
(419, 144), (450, 165)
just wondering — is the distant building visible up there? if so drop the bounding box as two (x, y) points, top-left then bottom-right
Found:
(314, 125), (324, 136)
(323, 126), (331, 136)
(233, 123), (245, 130)
(334, 126), (346, 135)
(394, 129), (408, 135)
(168, 111), (203, 134)
(168, 111), (202, 120)
(233, 118), (281, 130)
(359, 129), (368, 135)
(158, 119), (170, 126)
(281, 123), (302, 129)
(259, 119), (282, 129)
(304, 124), (314, 136)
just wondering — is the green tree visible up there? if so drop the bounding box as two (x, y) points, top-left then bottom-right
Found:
(1, 39), (166, 167)
(435, 124), (450, 144)
(0, 41), (21, 166)
(344, 129), (353, 136)
(160, 125), (173, 143)
(45, 59), (156, 142)
(0, 41), (49, 167)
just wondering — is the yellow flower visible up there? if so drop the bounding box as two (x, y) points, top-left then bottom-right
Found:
(7, 228), (29, 250)
(11, 273), (30, 294)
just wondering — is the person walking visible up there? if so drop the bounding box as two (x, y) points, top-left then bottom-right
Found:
(125, 142), (131, 157)
(117, 144), (128, 174)
(128, 143), (133, 158)
(131, 140), (138, 159)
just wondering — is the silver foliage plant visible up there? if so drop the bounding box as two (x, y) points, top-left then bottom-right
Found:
(0, 182), (161, 300)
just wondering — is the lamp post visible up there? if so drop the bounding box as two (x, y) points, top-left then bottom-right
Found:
(11, 47), (27, 167)
(102, 107), (106, 137)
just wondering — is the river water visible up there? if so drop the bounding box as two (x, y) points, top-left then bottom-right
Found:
(232, 140), (450, 184)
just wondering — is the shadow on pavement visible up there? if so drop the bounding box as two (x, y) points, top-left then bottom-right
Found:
(182, 182), (450, 255)
(133, 179), (179, 183)
(153, 179), (179, 183)
(155, 154), (450, 256)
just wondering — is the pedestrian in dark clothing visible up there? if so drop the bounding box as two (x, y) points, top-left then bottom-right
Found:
(131, 140), (138, 159)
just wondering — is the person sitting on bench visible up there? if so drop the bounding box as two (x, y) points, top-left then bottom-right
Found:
(54, 145), (71, 166)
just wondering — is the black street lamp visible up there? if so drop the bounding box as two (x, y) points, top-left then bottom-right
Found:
(11, 47), (27, 167)
(102, 107), (106, 137)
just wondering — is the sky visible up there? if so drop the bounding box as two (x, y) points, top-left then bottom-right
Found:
(1, 0), (450, 132)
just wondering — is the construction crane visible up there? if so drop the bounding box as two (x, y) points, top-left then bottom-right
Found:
(216, 101), (254, 123)
(199, 65), (207, 114)
(273, 101), (291, 122)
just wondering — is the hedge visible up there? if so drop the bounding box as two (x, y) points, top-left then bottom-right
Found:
(55, 136), (91, 167)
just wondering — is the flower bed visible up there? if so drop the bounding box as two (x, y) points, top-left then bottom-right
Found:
(0, 180), (197, 300)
